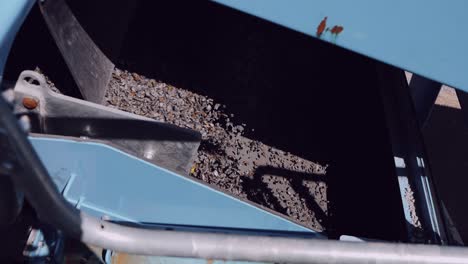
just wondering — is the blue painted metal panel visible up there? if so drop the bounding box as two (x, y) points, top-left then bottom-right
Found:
(29, 136), (321, 235)
(213, 0), (468, 92)
(0, 0), (35, 81)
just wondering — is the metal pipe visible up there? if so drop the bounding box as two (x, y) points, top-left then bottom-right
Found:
(2, 93), (468, 263)
(81, 213), (468, 264)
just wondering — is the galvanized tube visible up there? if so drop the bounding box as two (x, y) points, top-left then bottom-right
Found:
(81, 214), (468, 264)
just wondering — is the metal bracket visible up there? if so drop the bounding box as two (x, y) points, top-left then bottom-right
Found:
(13, 70), (201, 175)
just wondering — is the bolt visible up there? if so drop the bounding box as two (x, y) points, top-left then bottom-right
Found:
(22, 97), (38, 110)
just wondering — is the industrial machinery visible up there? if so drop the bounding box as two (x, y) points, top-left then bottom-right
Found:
(1, 0), (468, 263)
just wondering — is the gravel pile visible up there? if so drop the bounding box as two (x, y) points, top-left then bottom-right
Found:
(42, 67), (329, 231)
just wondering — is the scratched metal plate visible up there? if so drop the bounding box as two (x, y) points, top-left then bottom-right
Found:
(40, 0), (114, 103)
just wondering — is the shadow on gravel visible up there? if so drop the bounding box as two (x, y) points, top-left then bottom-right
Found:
(242, 166), (328, 229)
(39, 117), (200, 142)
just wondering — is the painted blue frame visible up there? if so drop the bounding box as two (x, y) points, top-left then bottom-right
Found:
(0, 0), (35, 82)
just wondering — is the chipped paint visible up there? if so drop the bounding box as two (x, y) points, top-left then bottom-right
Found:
(112, 253), (130, 264)
(315, 17), (344, 43)
(316, 16), (327, 37)
(330, 25), (344, 35)
(22, 96), (38, 109)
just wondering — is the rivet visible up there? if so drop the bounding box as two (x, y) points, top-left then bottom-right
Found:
(22, 97), (38, 110)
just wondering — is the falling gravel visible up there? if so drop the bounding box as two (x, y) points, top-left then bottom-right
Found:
(40, 68), (329, 231)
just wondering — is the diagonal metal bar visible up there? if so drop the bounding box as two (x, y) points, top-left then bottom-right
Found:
(39, 0), (114, 103)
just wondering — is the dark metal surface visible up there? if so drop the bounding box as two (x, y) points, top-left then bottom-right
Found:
(14, 70), (201, 175)
(0, 176), (23, 226)
(39, 0), (114, 103)
(376, 65), (446, 243)
(0, 91), (24, 226)
(409, 74), (442, 128)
